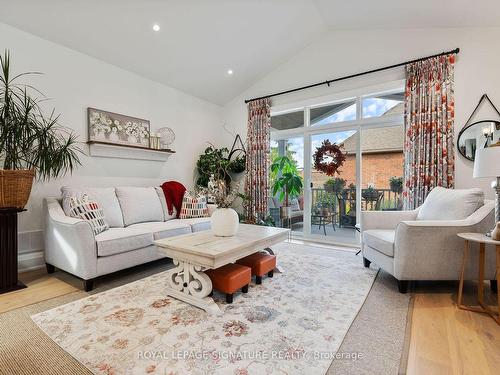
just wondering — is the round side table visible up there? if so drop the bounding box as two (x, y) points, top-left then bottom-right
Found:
(457, 232), (499, 325)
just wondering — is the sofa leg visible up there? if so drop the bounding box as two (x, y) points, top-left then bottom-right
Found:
(268, 270), (274, 278)
(242, 284), (249, 293)
(255, 276), (262, 285)
(46, 263), (55, 274)
(397, 280), (409, 294)
(491, 280), (498, 293)
(83, 279), (94, 292)
(363, 257), (371, 268)
(226, 293), (233, 304)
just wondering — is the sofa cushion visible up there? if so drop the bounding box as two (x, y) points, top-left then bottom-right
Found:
(178, 217), (211, 232)
(95, 228), (153, 257)
(417, 186), (484, 221)
(128, 221), (191, 240)
(155, 187), (176, 221)
(61, 186), (124, 228)
(116, 187), (164, 226)
(363, 229), (395, 257)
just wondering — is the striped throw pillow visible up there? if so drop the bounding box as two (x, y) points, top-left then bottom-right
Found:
(68, 194), (109, 235)
(179, 192), (208, 219)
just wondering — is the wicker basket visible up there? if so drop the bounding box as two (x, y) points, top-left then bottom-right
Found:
(0, 169), (35, 209)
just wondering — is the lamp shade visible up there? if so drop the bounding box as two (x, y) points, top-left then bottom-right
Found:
(473, 145), (500, 178)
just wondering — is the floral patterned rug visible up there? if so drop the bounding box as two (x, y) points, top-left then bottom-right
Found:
(32, 242), (377, 375)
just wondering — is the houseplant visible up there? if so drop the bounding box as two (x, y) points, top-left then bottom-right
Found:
(228, 153), (246, 181)
(324, 177), (346, 194)
(389, 176), (404, 194)
(204, 176), (241, 236)
(195, 144), (230, 188)
(270, 155), (303, 218)
(0, 50), (81, 208)
(362, 186), (380, 201)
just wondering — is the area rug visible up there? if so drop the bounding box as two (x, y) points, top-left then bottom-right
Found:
(30, 243), (377, 375)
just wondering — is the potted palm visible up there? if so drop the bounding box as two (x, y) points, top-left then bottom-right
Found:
(270, 156), (303, 218)
(0, 51), (81, 208)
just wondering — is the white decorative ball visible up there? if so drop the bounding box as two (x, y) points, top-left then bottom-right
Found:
(157, 127), (175, 148)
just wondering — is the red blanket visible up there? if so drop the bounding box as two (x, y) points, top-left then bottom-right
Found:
(160, 181), (186, 218)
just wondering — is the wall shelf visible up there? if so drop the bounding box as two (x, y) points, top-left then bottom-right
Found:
(87, 141), (175, 162)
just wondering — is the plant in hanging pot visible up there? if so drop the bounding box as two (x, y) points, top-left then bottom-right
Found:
(0, 51), (81, 209)
(203, 176), (241, 237)
(389, 176), (403, 194)
(270, 156), (303, 218)
(228, 153), (246, 181)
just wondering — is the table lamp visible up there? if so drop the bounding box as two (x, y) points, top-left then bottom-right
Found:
(473, 143), (500, 235)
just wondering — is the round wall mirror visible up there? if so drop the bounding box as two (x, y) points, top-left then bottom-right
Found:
(457, 120), (500, 161)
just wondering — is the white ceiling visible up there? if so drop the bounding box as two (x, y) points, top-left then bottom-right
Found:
(1, 0), (500, 105)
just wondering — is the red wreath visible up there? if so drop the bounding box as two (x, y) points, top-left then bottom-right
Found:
(313, 140), (346, 176)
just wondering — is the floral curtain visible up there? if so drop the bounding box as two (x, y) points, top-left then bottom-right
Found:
(403, 54), (456, 210)
(244, 98), (272, 222)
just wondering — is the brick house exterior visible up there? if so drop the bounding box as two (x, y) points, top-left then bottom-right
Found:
(311, 126), (404, 189)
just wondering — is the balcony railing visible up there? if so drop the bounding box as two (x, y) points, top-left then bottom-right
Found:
(311, 187), (402, 214)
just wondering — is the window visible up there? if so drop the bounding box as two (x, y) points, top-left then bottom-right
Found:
(270, 110), (304, 131)
(362, 92), (404, 119)
(310, 100), (356, 126)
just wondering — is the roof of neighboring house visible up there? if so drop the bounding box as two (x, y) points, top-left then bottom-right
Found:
(341, 125), (404, 154)
(341, 102), (404, 154)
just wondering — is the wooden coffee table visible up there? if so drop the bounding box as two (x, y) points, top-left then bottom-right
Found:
(155, 224), (289, 314)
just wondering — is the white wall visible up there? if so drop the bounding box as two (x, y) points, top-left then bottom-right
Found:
(0, 22), (226, 270)
(223, 27), (500, 200)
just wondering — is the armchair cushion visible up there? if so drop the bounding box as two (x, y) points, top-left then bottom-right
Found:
(417, 187), (484, 221)
(363, 229), (395, 257)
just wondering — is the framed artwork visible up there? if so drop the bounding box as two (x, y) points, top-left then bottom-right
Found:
(87, 107), (150, 148)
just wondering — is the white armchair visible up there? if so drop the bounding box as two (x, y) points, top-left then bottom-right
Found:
(361, 187), (496, 293)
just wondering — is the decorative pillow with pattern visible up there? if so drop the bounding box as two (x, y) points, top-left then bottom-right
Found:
(179, 191), (208, 219)
(68, 194), (109, 235)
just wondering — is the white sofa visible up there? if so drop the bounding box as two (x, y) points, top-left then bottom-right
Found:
(361, 187), (496, 293)
(43, 186), (212, 291)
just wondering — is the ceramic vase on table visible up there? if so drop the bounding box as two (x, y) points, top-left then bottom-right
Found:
(211, 208), (239, 237)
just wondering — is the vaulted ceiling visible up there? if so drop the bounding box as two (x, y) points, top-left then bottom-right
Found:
(1, 0), (500, 105)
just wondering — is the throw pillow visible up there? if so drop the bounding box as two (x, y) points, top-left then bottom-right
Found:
(179, 192), (209, 219)
(61, 186), (124, 227)
(68, 194), (109, 235)
(290, 198), (300, 211)
(417, 186), (484, 220)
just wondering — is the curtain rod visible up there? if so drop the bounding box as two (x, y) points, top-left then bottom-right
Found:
(244, 47), (460, 104)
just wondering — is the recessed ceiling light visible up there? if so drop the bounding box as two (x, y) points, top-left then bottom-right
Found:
(227, 69), (233, 75)
(152, 24), (160, 32)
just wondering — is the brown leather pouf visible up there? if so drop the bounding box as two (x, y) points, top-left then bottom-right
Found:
(236, 252), (277, 285)
(205, 263), (251, 303)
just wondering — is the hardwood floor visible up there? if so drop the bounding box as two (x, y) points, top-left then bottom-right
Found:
(0, 268), (78, 314)
(1, 266), (499, 374)
(407, 280), (500, 375)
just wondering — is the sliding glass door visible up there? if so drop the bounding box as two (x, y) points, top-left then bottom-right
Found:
(270, 82), (404, 247)
(308, 131), (359, 245)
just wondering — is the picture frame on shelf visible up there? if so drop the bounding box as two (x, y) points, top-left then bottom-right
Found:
(87, 107), (150, 148)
